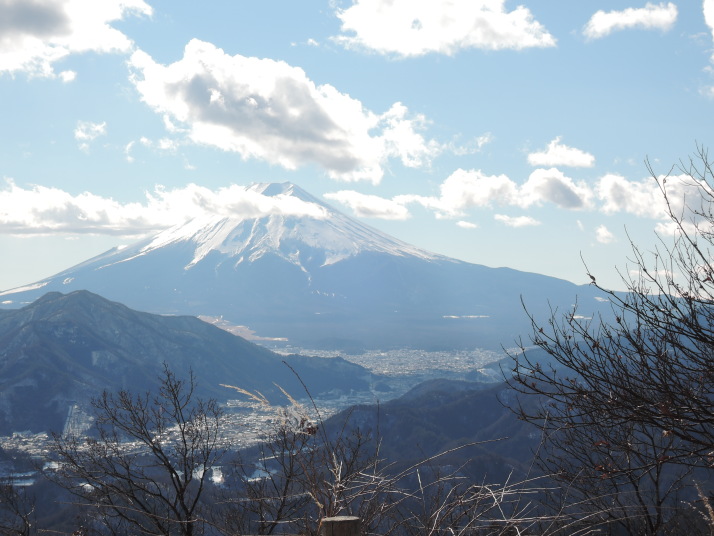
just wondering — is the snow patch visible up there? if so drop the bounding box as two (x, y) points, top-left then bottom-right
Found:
(124, 183), (446, 272)
(0, 282), (49, 296)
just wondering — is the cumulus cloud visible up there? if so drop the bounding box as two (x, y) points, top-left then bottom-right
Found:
(394, 167), (593, 219)
(583, 2), (677, 40)
(0, 179), (327, 235)
(456, 220), (477, 229)
(128, 40), (442, 183)
(595, 224), (615, 244)
(324, 190), (410, 220)
(420, 168), (519, 216)
(324, 173), (578, 224)
(74, 120), (106, 151)
(596, 172), (714, 235)
(521, 168), (593, 209)
(596, 173), (668, 218)
(494, 214), (540, 227)
(334, 0), (556, 57)
(0, 0), (152, 78)
(527, 137), (595, 168)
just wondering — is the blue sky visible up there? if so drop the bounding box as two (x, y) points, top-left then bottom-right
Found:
(2, 0), (714, 292)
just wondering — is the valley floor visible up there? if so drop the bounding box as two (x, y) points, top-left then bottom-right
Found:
(269, 345), (505, 381)
(0, 347), (506, 482)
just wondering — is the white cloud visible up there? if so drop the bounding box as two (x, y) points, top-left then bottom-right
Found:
(334, 0), (556, 57)
(449, 132), (493, 156)
(0, 179), (327, 235)
(475, 132), (494, 148)
(596, 172), (714, 231)
(379, 103), (442, 168)
(705, 0), (714, 61)
(394, 167), (592, 219)
(74, 120), (107, 151)
(583, 2), (677, 40)
(456, 220), (477, 229)
(594, 170), (714, 242)
(74, 120), (106, 140)
(527, 137), (595, 168)
(128, 40), (442, 183)
(494, 214), (540, 227)
(0, 0), (152, 78)
(156, 138), (179, 152)
(395, 169), (519, 218)
(59, 69), (76, 82)
(324, 190), (410, 220)
(437, 169), (516, 211)
(595, 224), (615, 244)
(520, 168), (593, 209)
(596, 173), (666, 218)
(124, 141), (135, 163)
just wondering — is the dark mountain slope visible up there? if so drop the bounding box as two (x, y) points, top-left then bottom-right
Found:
(0, 290), (371, 435)
(324, 379), (541, 484)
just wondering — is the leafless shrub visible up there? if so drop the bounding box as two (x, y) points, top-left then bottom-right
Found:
(508, 146), (714, 534)
(48, 364), (226, 536)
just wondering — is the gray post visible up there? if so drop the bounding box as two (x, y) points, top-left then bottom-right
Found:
(320, 516), (360, 536)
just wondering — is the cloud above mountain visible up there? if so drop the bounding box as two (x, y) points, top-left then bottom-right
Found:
(0, 0), (152, 78)
(387, 167), (592, 218)
(327, 163), (714, 230)
(3, 168), (710, 244)
(583, 2), (677, 40)
(0, 180), (326, 235)
(333, 0), (556, 56)
(128, 40), (442, 183)
(324, 191), (410, 220)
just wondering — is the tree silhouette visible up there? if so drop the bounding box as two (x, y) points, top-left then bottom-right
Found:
(509, 146), (714, 533)
(49, 364), (226, 536)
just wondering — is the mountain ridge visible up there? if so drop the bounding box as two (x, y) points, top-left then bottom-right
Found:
(0, 290), (372, 435)
(0, 182), (607, 350)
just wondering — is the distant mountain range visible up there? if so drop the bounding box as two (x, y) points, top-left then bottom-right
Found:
(1, 182), (608, 350)
(0, 290), (371, 436)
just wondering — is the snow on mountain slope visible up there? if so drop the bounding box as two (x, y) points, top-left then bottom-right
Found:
(98, 182), (444, 273)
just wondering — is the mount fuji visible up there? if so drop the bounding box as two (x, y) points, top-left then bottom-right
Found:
(1, 183), (606, 350)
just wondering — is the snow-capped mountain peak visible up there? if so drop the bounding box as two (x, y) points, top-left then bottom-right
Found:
(247, 181), (318, 202)
(123, 182), (442, 271)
